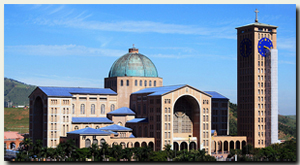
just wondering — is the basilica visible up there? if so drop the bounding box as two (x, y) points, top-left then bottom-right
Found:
(29, 47), (246, 154)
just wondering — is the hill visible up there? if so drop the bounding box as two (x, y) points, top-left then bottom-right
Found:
(229, 102), (296, 140)
(4, 108), (29, 134)
(4, 78), (36, 107)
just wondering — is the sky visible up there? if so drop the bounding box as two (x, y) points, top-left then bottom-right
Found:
(4, 4), (296, 115)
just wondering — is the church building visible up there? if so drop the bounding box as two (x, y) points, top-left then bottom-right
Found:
(28, 47), (219, 153)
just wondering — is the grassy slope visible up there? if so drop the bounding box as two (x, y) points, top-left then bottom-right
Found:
(229, 102), (296, 140)
(4, 78), (36, 106)
(4, 108), (29, 134)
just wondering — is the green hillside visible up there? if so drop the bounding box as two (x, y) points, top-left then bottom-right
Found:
(4, 108), (29, 134)
(4, 78), (36, 107)
(229, 102), (296, 140)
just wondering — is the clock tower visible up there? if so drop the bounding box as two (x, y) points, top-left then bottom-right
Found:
(236, 9), (278, 148)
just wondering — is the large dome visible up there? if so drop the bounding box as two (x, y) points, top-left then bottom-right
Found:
(108, 48), (158, 78)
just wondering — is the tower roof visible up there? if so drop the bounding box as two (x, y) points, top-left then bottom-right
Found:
(108, 47), (158, 77)
(235, 22), (278, 29)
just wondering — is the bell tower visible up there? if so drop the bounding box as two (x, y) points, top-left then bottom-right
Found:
(236, 9), (278, 148)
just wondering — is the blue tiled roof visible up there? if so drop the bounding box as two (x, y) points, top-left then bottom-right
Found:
(103, 130), (118, 135)
(129, 134), (135, 138)
(38, 86), (117, 97)
(211, 130), (216, 134)
(99, 124), (132, 131)
(107, 107), (135, 115)
(132, 85), (186, 96)
(126, 118), (148, 123)
(72, 117), (113, 124)
(204, 91), (229, 100)
(67, 127), (111, 135)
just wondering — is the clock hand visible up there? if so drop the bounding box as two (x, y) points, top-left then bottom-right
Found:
(263, 45), (270, 50)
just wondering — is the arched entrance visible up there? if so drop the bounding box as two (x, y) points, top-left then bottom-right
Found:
(10, 142), (16, 149)
(120, 142), (126, 149)
(141, 142), (147, 147)
(189, 141), (197, 150)
(218, 141), (222, 153)
(173, 142), (179, 151)
(134, 142), (140, 148)
(148, 142), (154, 150)
(180, 142), (188, 151)
(173, 95), (200, 148)
(242, 140), (246, 148)
(127, 142), (133, 148)
(236, 141), (240, 150)
(224, 141), (229, 153)
(33, 96), (44, 143)
(230, 141), (234, 150)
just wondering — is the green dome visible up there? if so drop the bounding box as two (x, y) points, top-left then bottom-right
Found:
(108, 48), (158, 78)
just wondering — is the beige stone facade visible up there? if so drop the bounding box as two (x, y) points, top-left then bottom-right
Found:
(236, 22), (277, 148)
(29, 47), (247, 154)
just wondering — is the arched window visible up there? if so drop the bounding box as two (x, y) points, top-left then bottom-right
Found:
(74, 126), (79, 130)
(101, 104), (105, 114)
(126, 80), (129, 86)
(149, 80), (152, 86)
(80, 104), (85, 114)
(111, 104), (115, 112)
(154, 81), (156, 87)
(95, 126), (99, 129)
(91, 104), (95, 114)
(72, 104), (75, 114)
(140, 80), (142, 86)
(121, 80), (123, 86)
(118, 122), (123, 126)
(135, 80), (137, 86)
(144, 80), (147, 86)
(85, 139), (91, 148)
(100, 139), (106, 147)
(93, 139), (98, 145)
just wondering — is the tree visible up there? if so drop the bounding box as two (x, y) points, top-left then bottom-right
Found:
(20, 137), (33, 156)
(31, 139), (43, 158)
(163, 144), (173, 161)
(109, 144), (123, 161)
(99, 141), (109, 161)
(122, 147), (133, 161)
(64, 139), (77, 159)
(89, 143), (98, 161)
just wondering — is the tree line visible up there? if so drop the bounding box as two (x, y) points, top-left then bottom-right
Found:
(15, 138), (216, 161)
(227, 139), (296, 161)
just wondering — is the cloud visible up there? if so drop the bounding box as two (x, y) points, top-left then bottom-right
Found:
(278, 60), (295, 65)
(28, 8), (236, 39)
(277, 37), (296, 52)
(5, 44), (125, 57)
(48, 5), (64, 15)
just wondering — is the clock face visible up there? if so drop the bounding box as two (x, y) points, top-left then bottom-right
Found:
(258, 37), (273, 57)
(240, 38), (252, 57)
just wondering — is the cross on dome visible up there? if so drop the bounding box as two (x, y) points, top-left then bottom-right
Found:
(255, 9), (259, 22)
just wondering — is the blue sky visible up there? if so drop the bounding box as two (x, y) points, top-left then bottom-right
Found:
(4, 4), (296, 115)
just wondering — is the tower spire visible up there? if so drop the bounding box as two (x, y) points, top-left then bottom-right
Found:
(255, 9), (259, 22)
